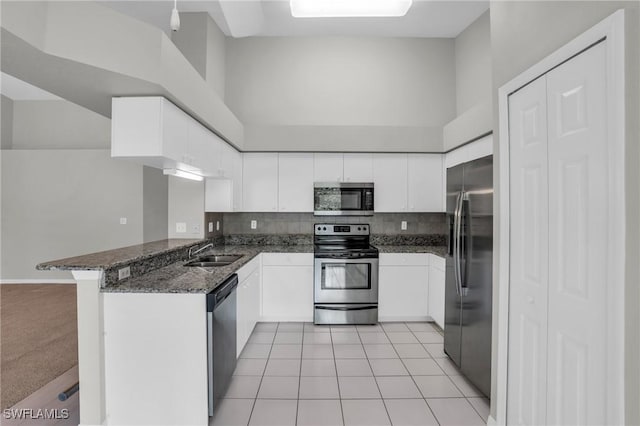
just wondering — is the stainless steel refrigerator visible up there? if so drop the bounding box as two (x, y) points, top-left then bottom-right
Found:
(444, 155), (493, 398)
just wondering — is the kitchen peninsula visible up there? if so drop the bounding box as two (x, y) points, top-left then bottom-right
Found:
(38, 237), (445, 425)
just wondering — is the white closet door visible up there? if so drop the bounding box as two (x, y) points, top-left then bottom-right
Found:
(507, 76), (550, 426)
(546, 42), (608, 425)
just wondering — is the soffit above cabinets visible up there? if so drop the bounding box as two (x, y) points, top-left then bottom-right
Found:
(102, 0), (489, 38)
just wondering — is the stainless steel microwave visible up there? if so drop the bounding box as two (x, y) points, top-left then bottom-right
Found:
(313, 182), (374, 216)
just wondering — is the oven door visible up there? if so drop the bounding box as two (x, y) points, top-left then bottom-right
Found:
(314, 257), (379, 304)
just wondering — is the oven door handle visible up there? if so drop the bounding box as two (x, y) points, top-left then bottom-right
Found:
(315, 305), (378, 311)
(316, 258), (379, 264)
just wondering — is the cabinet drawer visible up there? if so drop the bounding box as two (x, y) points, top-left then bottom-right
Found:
(262, 253), (313, 266)
(379, 253), (429, 266)
(429, 254), (446, 271)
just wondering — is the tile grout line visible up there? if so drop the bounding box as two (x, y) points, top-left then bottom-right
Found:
(329, 326), (347, 426)
(295, 323), (304, 426)
(362, 325), (394, 426)
(389, 322), (443, 426)
(245, 322), (279, 426)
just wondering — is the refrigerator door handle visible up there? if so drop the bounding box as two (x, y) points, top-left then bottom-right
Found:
(453, 191), (463, 296)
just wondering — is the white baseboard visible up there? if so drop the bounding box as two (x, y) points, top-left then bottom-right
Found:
(487, 415), (497, 425)
(0, 279), (76, 284)
(378, 316), (433, 322)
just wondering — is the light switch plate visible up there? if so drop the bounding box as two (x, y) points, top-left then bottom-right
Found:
(401, 221), (407, 231)
(119, 217), (127, 225)
(176, 222), (187, 233)
(251, 220), (257, 229)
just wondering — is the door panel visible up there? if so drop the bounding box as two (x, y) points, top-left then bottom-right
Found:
(507, 75), (549, 425)
(546, 42), (607, 425)
(460, 156), (493, 397)
(444, 164), (464, 365)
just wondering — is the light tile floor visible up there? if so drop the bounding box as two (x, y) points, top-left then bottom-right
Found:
(211, 322), (489, 426)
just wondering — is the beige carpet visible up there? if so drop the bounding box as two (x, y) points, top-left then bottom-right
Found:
(1, 284), (78, 409)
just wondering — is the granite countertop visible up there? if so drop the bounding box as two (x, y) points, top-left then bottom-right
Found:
(376, 245), (447, 256)
(37, 239), (203, 271)
(103, 244), (315, 294)
(37, 237), (445, 295)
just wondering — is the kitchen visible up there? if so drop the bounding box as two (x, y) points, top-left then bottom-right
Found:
(1, 1), (639, 426)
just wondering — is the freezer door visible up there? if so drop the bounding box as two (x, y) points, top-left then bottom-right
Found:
(444, 164), (464, 366)
(459, 155), (493, 397)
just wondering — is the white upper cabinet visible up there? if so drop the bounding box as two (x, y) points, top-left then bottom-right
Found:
(112, 97), (187, 163)
(232, 150), (243, 211)
(343, 153), (373, 182)
(408, 154), (444, 212)
(218, 141), (236, 179)
(373, 154), (408, 212)
(205, 179), (232, 212)
(313, 153), (344, 183)
(243, 153), (278, 212)
(278, 153), (314, 212)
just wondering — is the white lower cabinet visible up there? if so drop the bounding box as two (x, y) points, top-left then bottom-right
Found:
(104, 293), (209, 426)
(378, 254), (430, 321)
(428, 255), (446, 329)
(236, 257), (261, 357)
(378, 253), (445, 323)
(261, 253), (314, 321)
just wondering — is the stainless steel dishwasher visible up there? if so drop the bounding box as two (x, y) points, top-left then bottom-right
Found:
(207, 274), (238, 417)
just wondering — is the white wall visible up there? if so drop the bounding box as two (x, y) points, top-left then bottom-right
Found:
(1, 95), (13, 149)
(143, 166), (168, 243)
(12, 99), (110, 149)
(226, 37), (455, 152)
(455, 11), (491, 116)
(443, 11), (492, 151)
(0, 150), (144, 280)
(167, 176), (204, 239)
(171, 12), (227, 100)
(489, 1), (640, 422)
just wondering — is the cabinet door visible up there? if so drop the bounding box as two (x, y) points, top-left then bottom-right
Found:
(378, 265), (429, 321)
(247, 269), (261, 335)
(278, 153), (314, 212)
(219, 141), (236, 179)
(205, 179), (232, 212)
(187, 121), (218, 174)
(314, 153), (343, 182)
(262, 266), (313, 321)
(162, 99), (190, 165)
(428, 257), (445, 329)
(243, 153), (278, 212)
(343, 153), (373, 182)
(237, 278), (250, 357)
(408, 154), (443, 212)
(232, 151), (243, 211)
(373, 154), (408, 212)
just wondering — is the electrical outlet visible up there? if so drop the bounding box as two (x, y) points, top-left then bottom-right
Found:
(401, 221), (407, 231)
(118, 266), (131, 280)
(176, 222), (187, 233)
(251, 220), (257, 230)
(216, 221), (220, 231)
(119, 217), (127, 225)
(208, 222), (214, 233)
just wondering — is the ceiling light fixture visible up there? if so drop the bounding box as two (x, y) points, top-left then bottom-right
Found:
(170, 0), (180, 31)
(163, 168), (203, 182)
(290, 0), (412, 18)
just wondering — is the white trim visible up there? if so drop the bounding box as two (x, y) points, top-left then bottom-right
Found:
(0, 279), (76, 284)
(72, 270), (104, 281)
(496, 9), (626, 425)
(487, 415), (497, 426)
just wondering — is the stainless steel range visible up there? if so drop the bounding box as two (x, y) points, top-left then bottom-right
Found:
(313, 224), (379, 325)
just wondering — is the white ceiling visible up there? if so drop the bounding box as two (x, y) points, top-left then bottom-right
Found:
(1, 72), (62, 101)
(103, 0), (489, 38)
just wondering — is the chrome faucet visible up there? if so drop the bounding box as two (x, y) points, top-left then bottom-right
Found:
(189, 243), (214, 259)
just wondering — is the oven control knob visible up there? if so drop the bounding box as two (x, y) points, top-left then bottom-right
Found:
(323, 227), (327, 230)
(317, 227), (321, 231)
(357, 227), (361, 231)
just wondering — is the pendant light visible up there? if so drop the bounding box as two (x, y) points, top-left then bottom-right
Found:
(170, 0), (180, 32)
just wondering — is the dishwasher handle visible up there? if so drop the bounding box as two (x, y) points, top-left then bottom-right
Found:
(207, 274), (238, 312)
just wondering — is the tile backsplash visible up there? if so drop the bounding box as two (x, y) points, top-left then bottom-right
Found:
(221, 212), (446, 236)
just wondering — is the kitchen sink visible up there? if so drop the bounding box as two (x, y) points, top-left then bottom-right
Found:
(184, 254), (242, 268)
